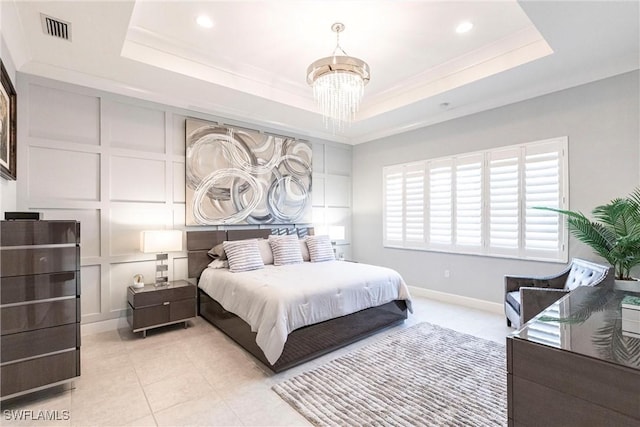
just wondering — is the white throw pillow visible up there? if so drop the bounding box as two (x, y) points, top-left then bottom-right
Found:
(269, 234), (303, 265)
(207, 259), (229, 269)
(306, 235), (335, 262)
(257, 239), (274, 265)
(222, 239), (264, 273)
(300, 239), (310, 262)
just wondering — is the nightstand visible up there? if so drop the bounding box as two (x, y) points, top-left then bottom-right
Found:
(127, 280), (196, 337)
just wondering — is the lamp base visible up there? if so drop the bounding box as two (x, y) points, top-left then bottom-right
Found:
(155, 253), (169, 287)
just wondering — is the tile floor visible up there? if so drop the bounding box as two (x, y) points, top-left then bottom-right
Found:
(1, 295), (512, 426)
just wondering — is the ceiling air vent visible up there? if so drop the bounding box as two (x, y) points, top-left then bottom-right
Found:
(40, 13), (72, 41)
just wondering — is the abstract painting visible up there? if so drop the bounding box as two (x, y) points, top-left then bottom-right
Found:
(185, 119), (312, 225)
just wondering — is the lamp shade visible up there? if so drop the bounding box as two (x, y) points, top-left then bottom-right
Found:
(329, 226), (346, 241)
(140, 230), (182, 253)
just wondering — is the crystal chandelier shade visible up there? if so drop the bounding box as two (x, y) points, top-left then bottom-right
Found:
(307, 23), (370, 132)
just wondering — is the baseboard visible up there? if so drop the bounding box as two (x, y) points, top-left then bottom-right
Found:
(81, 316), (129, 336)
(408, 286), (503, 315)
(80, 288), (502, 336)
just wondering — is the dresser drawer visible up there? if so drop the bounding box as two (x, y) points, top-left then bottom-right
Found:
(511, 338), (640, 420)
(0, 272), (78, 304)
(0, 221), (79, 247)
(1, 350), (79, 397)
(1, 323), (79, 363)
(0, 247), (79, 277)
(1, 298), (79, 335)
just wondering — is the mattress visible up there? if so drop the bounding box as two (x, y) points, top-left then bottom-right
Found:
(198, 260), (412, 364)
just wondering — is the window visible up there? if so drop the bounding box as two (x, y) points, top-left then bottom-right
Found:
(382, 137), (568, 262)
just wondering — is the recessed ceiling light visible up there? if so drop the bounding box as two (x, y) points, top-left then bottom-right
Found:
(456, 21), (473, 34)
(196, 15), (214, 29)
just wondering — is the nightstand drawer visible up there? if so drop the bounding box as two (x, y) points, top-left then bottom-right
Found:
(129, 287), (172, 308)
(172, 284), (196, 300)
(170, 298), (196, 322)
(130, 304), (170, 330)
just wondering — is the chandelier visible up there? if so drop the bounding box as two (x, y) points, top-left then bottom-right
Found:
(306, 23), (370, 132)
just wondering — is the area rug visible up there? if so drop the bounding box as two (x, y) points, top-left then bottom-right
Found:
(272, 322), (507, 426)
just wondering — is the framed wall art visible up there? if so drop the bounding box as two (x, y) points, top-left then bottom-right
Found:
(0, 60), (16, 180)
(185, 118), (312, 225)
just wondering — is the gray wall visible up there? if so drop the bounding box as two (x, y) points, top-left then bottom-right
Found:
(15, 74), (352, 324)
(352, 71), (640, 304)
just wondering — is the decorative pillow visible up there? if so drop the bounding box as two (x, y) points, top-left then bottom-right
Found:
(306, 235), (335, 262)
(222, 239), (264, 273)
(257, 239), (274, 265)
(207, 243), (227, 260)
(269, 235), (303, 265)
(300, 239), (310, 262)
(207, 259), (229, 269)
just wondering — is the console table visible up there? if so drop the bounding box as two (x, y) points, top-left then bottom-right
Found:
(507, 284), (640, 426)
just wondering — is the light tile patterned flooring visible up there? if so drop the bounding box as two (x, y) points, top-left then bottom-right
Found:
(1, 295), (512, 426)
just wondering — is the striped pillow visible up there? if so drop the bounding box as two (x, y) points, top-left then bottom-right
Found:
(269, 235), (303, 266)
(306, 235), (335, 262)
(222, 239), (264, 273)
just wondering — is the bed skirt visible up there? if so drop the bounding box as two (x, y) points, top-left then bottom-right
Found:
(198, 289), (408, 372)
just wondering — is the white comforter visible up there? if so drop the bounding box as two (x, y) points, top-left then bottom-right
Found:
(198, 261), (412, 364)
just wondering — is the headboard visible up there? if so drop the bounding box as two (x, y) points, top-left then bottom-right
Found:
(186, 227), (314, 279)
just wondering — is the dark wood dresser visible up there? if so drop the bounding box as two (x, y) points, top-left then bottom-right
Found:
(507, 284), (640, 426)
(0, 220), (81, 400)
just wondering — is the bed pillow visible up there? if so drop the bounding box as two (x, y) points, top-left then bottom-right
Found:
(222, 239), (264, 273)
(300, 239), (310, 262)
(207, 243), (227, 260)
(207, 259), (229, 269)
(258, 239), (274, 265)
(269, 235), (303, 265)
(306, 235), (335, 262)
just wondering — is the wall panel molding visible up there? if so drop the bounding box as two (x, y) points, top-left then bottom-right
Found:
(17, 74), (353, 325)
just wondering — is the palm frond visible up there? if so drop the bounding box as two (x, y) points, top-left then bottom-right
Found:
(534, 188), (640, 279)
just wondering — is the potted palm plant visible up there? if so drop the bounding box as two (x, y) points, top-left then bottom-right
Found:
(537, 188), (640, 282)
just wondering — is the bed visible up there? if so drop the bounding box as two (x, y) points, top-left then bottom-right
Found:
(187, 228), (411, 372)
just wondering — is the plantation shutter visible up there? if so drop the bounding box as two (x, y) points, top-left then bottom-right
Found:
(404, 163), (425, 246)
(488, 148), (520, 252)
(429, 159), (453, 245)
(381, 137), (567, 262)
(383, 165), (404, 246)
(524, 139), (567, 258)
(455, 154), (483, 248)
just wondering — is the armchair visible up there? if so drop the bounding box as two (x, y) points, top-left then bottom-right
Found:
(504, 258), (614, 328)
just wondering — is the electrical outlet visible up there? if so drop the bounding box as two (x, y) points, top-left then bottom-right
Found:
(444, 269), (450, 278)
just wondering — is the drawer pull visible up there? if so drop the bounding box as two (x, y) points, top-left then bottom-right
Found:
(163, 302), (170, 305)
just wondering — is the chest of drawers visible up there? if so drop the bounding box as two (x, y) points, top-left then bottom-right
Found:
(0, 220), (81, 399)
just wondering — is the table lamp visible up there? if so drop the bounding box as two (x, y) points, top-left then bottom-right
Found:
(329, 226), (346, 259)
(140, 230), (182, 286)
